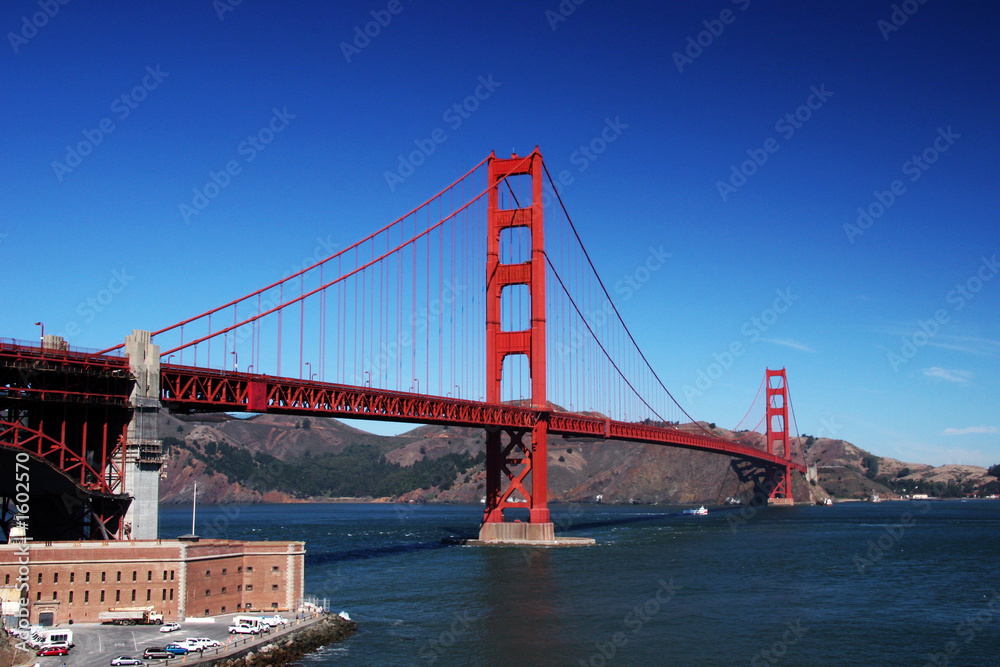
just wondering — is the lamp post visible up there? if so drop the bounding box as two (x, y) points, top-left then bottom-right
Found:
(363, 370), (371, 387)
(305, 362), (313, 382)
(231, 350), (238, 372)
(247, 364), (254, 374)
(34, 321), (43, 345)
(413, 378), (420, 394)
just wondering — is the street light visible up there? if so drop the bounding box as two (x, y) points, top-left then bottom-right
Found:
(34, 321), (43, 344)
(454, 384), (461, 398)
(231, 350), (238, 372)
(247, 364), (254, 374)
(413, 378), (420, 394)
(363, 370), (371, 387)
(167, 354), (176, 365)
(305, 362), (313, 382)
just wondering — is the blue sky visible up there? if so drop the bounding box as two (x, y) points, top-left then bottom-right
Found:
(2, 1), (998, 467)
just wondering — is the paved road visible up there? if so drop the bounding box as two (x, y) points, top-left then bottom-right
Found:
(24, 613), (314, 667)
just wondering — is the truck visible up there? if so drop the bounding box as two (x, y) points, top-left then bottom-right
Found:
(98, 606), (164, 625)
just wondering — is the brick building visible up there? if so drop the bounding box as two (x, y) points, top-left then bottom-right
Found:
(0, 538), (305, 626)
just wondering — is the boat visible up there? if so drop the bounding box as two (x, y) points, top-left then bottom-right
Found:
(817, 498), (833, 506)
(682, 506), (708, 516)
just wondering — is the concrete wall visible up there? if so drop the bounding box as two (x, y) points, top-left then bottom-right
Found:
(123, 330), (163, 540)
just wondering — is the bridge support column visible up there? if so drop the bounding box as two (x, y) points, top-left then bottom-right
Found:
(122, 330), (164, 539)
(478, 149), (567, 545)
(766, 368), (794, 506)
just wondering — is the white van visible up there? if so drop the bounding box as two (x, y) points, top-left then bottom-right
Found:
(30, 628), (74, 648)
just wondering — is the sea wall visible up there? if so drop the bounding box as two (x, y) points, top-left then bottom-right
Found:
(200, 613), (357, 667)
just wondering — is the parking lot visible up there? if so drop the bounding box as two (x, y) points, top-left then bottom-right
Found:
(22, 612), (314, 667)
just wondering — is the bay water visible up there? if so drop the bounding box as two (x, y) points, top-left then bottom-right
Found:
(160, 500), (1000, 666)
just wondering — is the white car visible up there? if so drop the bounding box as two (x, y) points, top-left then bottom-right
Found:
(227, 624), (258, 635)
(192, 637), (222, 648)
(159, 622), (181, 633)
(110, 657), (145, 666)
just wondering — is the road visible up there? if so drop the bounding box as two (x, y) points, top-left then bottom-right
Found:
(24, 612), (312, 667)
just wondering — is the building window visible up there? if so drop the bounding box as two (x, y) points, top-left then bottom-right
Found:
(116, 590), (120, 603)
(272, 566), (279, 573)
(36, 592), (40, 601)
(163, 571), (167, 581)
(71, 572), (75, 583)
(85, 591), (89, 603)
(69, 591), (73, 603)
(246, 567), (253, 573)
(117, 571), (121, 582)
(170, 589), (174, 601)
(4, 574), (8, 585)
(205, 589), (211, 597)
(54, 573), (59, 583)
(222, 568), (227, 575)
(237, 566), (243, 573)
(221, 606), (227, 613)
(37, 573), (42, 584)
(132, 571), (137, 582)
(86, 572), (90, 583)
(162, 589), (167, 601)
(245, 585), (253, 591)
(102, 572), (106, 583)
(271, 602), (278, 608)
(206, 569), (211, 577)
(245, 602), (252, 609)
(131, 590), (136, 602)
(147, 590), (151, 602)
(171, 570), (175, 581)
(271, 584), (279, 591)
(221, 587), (227, 594)
(237, 585), (242, 592)
(101, 591), (105, 603)
(53, 592), (57, 600)
(147, 571), (152, 582)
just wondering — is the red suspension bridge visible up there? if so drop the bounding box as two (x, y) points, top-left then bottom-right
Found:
(0, 148), (805, 543)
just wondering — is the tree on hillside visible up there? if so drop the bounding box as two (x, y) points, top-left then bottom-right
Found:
(988, 463), (1000, 478)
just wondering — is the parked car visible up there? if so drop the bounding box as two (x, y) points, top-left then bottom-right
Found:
(37, 645), (70, 656)
(159, 621), (182, 633)
(110, 657), (145, 666)
(164, 643), (190, 654)
(191, 637), (221, 648)
(143, 647), (174, 659)
(179, 638), (206, 651)
(228, 624), (259, 634)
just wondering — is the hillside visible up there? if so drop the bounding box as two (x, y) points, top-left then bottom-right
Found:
(154, 410), (997, 505)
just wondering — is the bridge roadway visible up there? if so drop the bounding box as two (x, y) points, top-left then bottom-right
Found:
(160, 363), (806, 473)
(0, 342), (803, 476)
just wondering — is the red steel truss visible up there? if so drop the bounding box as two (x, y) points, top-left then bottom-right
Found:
(159, 365), (806, 473)
(765, 367), (794, 500)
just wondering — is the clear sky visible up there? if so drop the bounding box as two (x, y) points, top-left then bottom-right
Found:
(2, 1), (998, 467)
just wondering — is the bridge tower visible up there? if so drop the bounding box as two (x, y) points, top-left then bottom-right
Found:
(765, 367), (794, 505)
(480, 148), (555, 542)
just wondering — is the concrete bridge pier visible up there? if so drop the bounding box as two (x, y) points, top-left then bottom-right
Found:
(122, 330), (163, 540)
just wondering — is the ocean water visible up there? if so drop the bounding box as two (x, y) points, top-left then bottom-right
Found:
(160, 500), (1000, 666)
